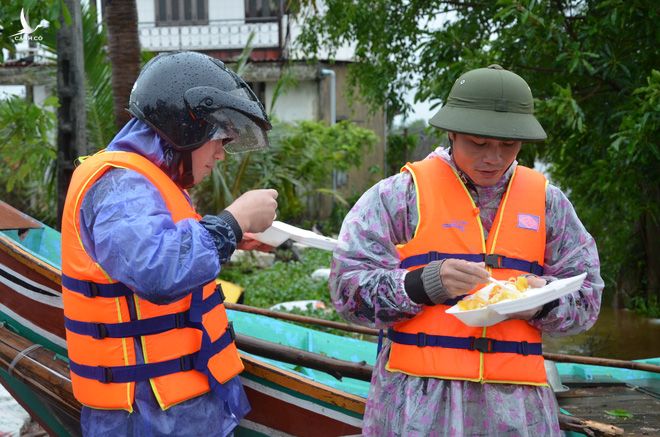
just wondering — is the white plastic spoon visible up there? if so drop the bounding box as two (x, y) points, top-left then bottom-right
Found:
(487, 276), (519, 293)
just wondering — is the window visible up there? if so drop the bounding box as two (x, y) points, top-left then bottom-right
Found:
(156, 0), (208, 26)
(245, 0), (280, 22)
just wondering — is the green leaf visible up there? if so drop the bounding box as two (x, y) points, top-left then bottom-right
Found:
(234, 32), (255, 76)
(192, 119), (377, 226)
(290, 0), (659, 310)
(24, 0), (38, 12)
(604, 409), (633, 419)
(60, 0), (71, 26)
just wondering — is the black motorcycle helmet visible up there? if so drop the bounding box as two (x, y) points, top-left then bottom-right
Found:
(128, 51), (271, 187)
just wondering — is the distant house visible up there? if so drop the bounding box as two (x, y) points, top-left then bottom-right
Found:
(136, 0), (386, 196)
(0, 1), (386, 199)
(0, 36), (52, 106)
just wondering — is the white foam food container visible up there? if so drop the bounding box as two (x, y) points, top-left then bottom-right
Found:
(252, 221), (338, 251)
(446, 273), (587, 327)
(445, 284), (509, 327)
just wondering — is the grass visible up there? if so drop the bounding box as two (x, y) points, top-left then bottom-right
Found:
(219, 248), (374, 340)
(220, 248), (333, 308)
(629, 295), (660, 318)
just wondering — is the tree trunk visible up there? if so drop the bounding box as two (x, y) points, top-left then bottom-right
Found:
(56, 0), (87, 230)
(104, 0), (141, 129)
(614, 218), (644, 308)
(642, 187), (660, 301)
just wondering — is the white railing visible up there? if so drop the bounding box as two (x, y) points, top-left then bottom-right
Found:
(138, 19), (282, 51)
(3, 38), (54, 66)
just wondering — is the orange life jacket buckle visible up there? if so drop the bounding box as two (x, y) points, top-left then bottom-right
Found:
(101, 366), (113, 383)
(93, 323), (109, 339)
(528, 261), (541, 274)
(174, 312), (186, 329)
(520, 341), (529, 356)
(87, 282), (99, 298)
(470, 337), (493, 353)
(179, 354), (194, 371)
(484, 254), (502, 269)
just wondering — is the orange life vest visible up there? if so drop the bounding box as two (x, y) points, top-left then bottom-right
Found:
(387, 157), (548, 386)
(61, 151), (244, 411)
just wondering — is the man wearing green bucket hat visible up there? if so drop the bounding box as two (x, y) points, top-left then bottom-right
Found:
(330, 65), (603, 435)
(430, 64), (547, 142)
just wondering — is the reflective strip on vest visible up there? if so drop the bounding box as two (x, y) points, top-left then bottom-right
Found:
(388, 158), (548, 386)
(61, 151), (244, 411)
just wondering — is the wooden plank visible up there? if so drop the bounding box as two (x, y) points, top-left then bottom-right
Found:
(242, 383), (361, 436)
(558, 385), (660, 436)
(561, 397), (658, 416)
(237, 333), (373, 381)
(0, 326), (80, 418)
(0, 202), (42, 230)
(559, 385), (640, 400)
(0, 234), (62, 285)
(241, 355), (366, 414)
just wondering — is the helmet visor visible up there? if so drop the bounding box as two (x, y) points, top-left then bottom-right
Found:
(207, 108), (269, 154)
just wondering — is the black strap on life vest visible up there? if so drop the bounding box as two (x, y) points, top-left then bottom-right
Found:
(64, 286), (224, 339)
(387, 329), (542, 356)
(69, 323), (236, 383)
(399, 252), (543, 276)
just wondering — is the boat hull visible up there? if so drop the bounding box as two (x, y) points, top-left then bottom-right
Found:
(2, 201), (659, 436)
(0, 201), (365, 436)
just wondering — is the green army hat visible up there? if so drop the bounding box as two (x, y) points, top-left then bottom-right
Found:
(429, 64), (547, 142)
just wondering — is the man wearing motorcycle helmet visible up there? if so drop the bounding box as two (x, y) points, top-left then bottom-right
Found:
(61, 51), (277, 436)
(330, 64), (603, 435)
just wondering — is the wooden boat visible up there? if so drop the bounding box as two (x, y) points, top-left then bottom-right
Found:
(0, 201), (364, 436)
(1, 200), (659, 436)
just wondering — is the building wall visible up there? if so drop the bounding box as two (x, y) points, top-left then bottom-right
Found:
(136, 0), (244, 22)
(265, 80), (318, 122)
(137, 0), (282, 51)
(245, 62), (386, 209)
(0, 85), (25, 100)
(318, 63), (386, 198)
(136, 0), (155, 22)
(249, 62), (386, 200)
(134, 1), (386, 207)
(32, 85), (49, 107)
(210, 1), (244, 20)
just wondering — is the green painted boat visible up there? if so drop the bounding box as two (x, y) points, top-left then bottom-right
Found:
(1, 200), (659, 436)
(0, 201), (365, 436)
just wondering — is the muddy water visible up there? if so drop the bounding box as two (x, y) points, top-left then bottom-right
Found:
(543, 305), (660, 360)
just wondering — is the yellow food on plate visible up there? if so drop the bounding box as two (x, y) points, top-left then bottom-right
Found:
(456, 275), (531, 311)
(513, 275), (529, 291)
(456, 295), (487, 311)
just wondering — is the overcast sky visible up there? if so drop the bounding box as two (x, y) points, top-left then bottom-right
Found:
(392, 89), (440, 128)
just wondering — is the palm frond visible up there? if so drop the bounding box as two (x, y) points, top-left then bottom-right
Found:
(234, 32), (255, 76)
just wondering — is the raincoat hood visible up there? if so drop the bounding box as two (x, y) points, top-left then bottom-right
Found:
(106, 118), (182, 183)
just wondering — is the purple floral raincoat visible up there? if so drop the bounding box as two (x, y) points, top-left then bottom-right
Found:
(330, 147), (603, 436)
